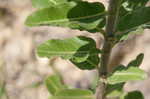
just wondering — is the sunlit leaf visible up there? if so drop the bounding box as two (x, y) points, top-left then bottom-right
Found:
(37, 36), (100, 69)
(107, 65), (147, 84)
(45, 75), (66, 95)
(26, 1), (106, 32)
(49, 89), (94, 99)
(31, 0), (82, 8)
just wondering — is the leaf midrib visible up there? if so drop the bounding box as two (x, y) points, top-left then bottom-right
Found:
(30, 11), (106, 24)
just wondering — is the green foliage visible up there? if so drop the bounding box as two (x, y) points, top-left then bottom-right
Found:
(32, 0), (68, 8)
(121, 0), (149, 11)
(0, 83), (6, 99)
(123, 91), (144, 99)
(118, 0), (150, 32)
(0, 84), (5, 98)
(107, 65), (147, 84)
(116, 27), (144, 42)
(26, 0), (149, 98)
(127, 53), (144, 67)
(50, 89), (94, 99)
(46, 75), (94, 99)
(106, 83), (124, 98)
(118, 7), (150, 31)
(45, 75), (67, 95)
(26, 1), (106, 32)
(37, 36), (100, 70)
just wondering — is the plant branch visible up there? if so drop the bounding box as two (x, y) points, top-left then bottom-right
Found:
(96, 0), (121, 99)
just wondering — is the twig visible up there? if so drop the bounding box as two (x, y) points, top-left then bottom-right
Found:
(96, 0), (121, 99)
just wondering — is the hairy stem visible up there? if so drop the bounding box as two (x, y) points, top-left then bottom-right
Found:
(96, 0), (121, 99)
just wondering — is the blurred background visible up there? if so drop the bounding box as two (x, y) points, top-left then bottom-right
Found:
(0, 0), (150, 99)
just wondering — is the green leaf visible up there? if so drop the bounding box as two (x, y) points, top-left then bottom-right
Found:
(45, 75), (66, 95)
(118, 7), (150, 32)
(37, 36), (100, 70)
(0, 83), (5, 98)
(70, 48), (100, 70)
(32, 0), (68, 8)
(26, 1), (106, 32)
(116, 27), (144, 41)
(123, 91), (144, 99)
(106, 83), (124, 98)
(107, 65), (147, 84)
(37, 36), (94, 59)
(121, 0), (149, 11)
(118, 0), (149, 24)
(127, 53), (144, 67)
(49, 89), (94, 99)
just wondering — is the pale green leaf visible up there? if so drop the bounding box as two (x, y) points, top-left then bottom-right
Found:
(49, 89), (94, 99)
(45, 75), (66, 95)
(37, 36), (100, 70)
(32, 0), (68, 8)
(107, 66), (147, 84)
(37, 36), (94, 59)
(26, 1), (106, 32)
(37, 36), (96, 59)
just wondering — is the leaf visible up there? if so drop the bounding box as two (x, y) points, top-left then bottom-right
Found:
(123, 91), (144, 99)
(121, 0), (149, 11)
(26, 1), (106, 32)
(45, 75), (66, 95)
(106, 83), (124, 98)
(37, 36), (94, 59)
(37, 36), (100, 70)
(49, 89), (94, 99)
(117, 7), (150, 31)
(0, 83), (5, 98)
(107, 65), (147, 84)
(32, 0), (68, 8)
(116, 27), (144, 41)
(70, 48), (100, 70)
(127, 53), (144, 67)
(118, 0), (149, 24)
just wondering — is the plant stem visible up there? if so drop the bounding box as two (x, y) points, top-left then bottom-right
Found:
(96, 0), (121, 99)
